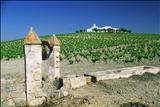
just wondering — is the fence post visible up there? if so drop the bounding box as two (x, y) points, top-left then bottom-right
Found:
(24, 27), (44, 106)
(48, 35), (60, 81)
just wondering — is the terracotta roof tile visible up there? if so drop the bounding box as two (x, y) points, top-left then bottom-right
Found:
(24, 27), (42, 44)
(48, 35), (60, 46)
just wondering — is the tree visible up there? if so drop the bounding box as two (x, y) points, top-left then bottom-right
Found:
(107, 28), (114, 33)
(92, 28), (98, 32)
(120, 28), (132, 33)
(75, 30), (79, 33)
(79, 29), (83, 32)
(75, 29), (86, 33)
(120, 28), (128, 33)
(83, 29), (86, 32)
(127, 29), (132, 33)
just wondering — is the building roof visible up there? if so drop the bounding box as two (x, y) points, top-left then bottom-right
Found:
(48, 34), (60, 46)
(101, 26), (112, 29)
(24, 27), (42, 44)
(87, 24), (120, 31)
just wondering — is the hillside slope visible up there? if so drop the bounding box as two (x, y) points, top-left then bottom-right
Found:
(1, 32), (160, 65)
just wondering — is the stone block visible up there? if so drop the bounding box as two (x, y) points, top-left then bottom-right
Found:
(7, 99), (15, 106)
(28, 97), (44, 106)
(70, 76), (86, 89)
(84, 76), (92, 83)
(34, 89), (43, 98)
(97, 73), (120, 81)
(119, 73), (133, 78)
(85, 70), (120, 82)
(32, 71), (42, 81)
(143, 66), (160, 74)
(59, 87), (70, 97)
(63, 75), (87, 89)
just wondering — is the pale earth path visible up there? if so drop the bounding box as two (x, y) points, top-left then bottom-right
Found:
(1, 58), (160, 107)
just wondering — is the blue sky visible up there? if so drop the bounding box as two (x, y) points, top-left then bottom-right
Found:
(1, 1), (160, 41)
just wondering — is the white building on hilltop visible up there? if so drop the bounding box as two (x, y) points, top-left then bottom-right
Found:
(87, 24), (120, 33)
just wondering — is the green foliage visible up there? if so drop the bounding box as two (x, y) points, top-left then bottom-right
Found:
(92, 28), (98, 32)
(127, 29), (132, 33)
(107, 28), (114, 33)
(120, 28), (128, 32)
(1, 32), (160, 64)
(75, 29), (86, 33)
(120, 28), (132, 33)
(1, 40), (24, 60)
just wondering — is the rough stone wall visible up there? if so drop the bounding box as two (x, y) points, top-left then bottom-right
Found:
(24, 45), (45, 106)
(48, 45), (60, 80)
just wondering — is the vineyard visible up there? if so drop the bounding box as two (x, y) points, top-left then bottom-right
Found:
(1, 32), (160, 64)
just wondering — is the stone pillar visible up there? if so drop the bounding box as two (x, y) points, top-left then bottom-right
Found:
(48, 35), (60, 81)
(24, 27), (44, 106)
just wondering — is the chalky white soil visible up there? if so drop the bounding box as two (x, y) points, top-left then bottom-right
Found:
(1, 58), (160, 107)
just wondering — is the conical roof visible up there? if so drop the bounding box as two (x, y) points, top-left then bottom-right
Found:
(24, 27), (42, 44)
(48, 34), (60, 46)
